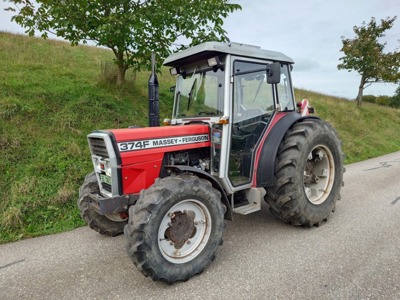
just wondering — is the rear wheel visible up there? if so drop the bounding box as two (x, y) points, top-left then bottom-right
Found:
(124, 175), (225, 284)
(265, 119), (344, 227)
(78, 172), (127, 236)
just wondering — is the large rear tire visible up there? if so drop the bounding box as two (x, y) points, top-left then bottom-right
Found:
(78, 172), (127, 236)
(124, 175), (225, 284)
(265, 119), (344, 227)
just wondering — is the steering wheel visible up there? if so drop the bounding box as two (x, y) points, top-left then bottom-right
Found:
(198, 111), (216, 116)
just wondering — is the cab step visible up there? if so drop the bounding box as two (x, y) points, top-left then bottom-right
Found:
(232, 188), (266, 215)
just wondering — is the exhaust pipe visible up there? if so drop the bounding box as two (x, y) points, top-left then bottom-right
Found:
(148, 52), (159, 127)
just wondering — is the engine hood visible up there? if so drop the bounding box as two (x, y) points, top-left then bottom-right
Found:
(107, 124), (210, 155)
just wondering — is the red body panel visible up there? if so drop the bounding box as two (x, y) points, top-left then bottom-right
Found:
(108, 124), (210, 194)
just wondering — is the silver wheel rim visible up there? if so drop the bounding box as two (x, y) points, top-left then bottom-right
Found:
(158, 199), (211, 264)
(105, 213), (127, 222)
(303, 145), (335, 205)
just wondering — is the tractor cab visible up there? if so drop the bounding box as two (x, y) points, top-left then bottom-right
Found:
(164, 42), (296, 196)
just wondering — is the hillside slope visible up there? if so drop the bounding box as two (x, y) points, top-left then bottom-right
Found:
(1, 32), (399, 243)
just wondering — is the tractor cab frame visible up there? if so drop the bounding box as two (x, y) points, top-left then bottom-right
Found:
(164, 42), (299, 212)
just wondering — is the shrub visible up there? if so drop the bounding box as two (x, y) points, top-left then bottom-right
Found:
(390, 95), (400, 108)
(362, 95), (376, 103)
(376, 95), (392, 106)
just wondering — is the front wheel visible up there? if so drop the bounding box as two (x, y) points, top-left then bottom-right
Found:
(124, 175), (225, 284)
(78, 172), (127, 236)
(265, 119), (344, 227)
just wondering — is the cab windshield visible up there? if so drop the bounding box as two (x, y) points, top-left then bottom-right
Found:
(174, 68), (224, 118)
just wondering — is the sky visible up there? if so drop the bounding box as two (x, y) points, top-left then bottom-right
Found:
(1, 0), (399, 99)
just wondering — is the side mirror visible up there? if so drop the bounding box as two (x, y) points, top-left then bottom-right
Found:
(266, 62), (281, 84)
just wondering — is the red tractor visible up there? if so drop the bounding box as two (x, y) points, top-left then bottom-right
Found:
(78, 42), (344, 284)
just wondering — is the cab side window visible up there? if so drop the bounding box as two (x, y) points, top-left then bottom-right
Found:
(277, 65), (295, 111)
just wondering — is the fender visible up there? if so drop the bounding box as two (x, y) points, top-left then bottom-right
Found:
(256, 113), (320, 187)
(164, 165), (233, 220)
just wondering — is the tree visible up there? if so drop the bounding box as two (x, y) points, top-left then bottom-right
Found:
(6, 0), (241, 85)
(338, 16), (400, 107)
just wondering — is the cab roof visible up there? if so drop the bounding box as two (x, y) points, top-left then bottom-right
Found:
(163, 42), (294, 67)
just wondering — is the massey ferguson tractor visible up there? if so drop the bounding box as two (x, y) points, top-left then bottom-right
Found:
(78, 42), (344, 284)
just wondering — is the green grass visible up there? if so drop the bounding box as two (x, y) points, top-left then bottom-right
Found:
(295, 90), (400, 162)
(1, 32), (399, 243)
(0, 32), (175, 243)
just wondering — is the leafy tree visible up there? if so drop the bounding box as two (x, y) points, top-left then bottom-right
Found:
(6, 0), (241, 85)
(338, 16), (400, 107)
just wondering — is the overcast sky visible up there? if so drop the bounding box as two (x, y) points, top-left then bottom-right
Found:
(1, 0), (399, 99)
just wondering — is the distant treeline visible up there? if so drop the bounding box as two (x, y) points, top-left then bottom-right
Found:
(363, 89), (400, 108)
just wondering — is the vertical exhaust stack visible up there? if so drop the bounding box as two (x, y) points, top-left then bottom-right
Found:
(148, 52), (160, 127)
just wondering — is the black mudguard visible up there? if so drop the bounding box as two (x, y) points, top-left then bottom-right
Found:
(256, 113), (320, 187)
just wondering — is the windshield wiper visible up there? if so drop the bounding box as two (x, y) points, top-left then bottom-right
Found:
(175, 91), (181, 116)
(187, 78), (197, 110)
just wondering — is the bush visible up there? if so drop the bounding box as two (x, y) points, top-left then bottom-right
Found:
(390, 95), (400, 108)
(390, 86), (400, 108)
(362, 95), (376, 103)
(376, 95), (392, 106)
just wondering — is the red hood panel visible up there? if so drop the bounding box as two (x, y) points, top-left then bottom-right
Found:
(100, 125), (211, 195)
(110, 124), (209, 142)
(108, 124), (211, 161)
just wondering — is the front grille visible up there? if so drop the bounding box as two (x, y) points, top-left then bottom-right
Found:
(89, 137), (109, 158)
(88, 134), (116, 196)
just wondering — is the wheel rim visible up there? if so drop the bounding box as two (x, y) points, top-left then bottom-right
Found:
(105, 213), (128, 222)
(158, 199), (211, 264)
(303, 145), (335, 205)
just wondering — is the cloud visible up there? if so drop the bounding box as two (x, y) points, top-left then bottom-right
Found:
(292, 59), (320, 72)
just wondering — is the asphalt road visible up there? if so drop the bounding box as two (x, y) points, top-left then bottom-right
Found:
(1, 152), (400, 300)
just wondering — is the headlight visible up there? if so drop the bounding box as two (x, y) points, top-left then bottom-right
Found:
(93, 156), (111, 176)
(104, 160), (112, 176)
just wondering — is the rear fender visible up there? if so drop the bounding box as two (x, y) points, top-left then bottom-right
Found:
(256, 114), (320, 187)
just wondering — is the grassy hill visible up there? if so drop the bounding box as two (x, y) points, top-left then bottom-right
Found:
(1, 32), (399, 243)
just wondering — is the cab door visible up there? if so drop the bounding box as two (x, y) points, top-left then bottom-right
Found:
(227, 60), (276, 187)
